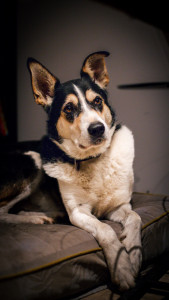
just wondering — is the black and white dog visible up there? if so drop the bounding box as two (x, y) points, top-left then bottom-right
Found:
(0, 52), (142, 290)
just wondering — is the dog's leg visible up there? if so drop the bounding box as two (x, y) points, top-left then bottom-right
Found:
(107, 203), (142, 278)
(0, 185), (54, 224)
(68, 205), (135, 289)
(0, 187), (55, 224)
(60, 184), (135, 290)
(0, 212), (54, 224)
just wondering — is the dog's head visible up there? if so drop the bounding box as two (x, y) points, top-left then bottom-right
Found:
(28, 52), (117, 160)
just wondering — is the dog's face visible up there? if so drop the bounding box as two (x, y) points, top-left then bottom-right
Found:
(28, 52), (116, 159)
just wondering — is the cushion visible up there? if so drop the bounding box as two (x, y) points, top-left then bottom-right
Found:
(0, 192), (169, 300)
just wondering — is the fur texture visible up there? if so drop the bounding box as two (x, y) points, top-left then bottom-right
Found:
(0, 52), (142, 290)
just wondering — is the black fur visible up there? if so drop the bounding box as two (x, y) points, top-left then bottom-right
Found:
(41, 136), (74, 164)
(0, 152), (39, 203)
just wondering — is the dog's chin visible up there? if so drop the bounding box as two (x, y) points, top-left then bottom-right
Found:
(75, 137), (111, 160)
(79, 137), (105, 150)
(54, 137), (107, 160)
(53, 126), (115, 161)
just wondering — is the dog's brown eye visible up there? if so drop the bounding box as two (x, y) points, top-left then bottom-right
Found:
(63, 103), (74, 113)
(94, 96), (102, 105)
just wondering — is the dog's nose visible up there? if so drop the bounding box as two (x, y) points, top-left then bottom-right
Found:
(88, 122), (105, 138)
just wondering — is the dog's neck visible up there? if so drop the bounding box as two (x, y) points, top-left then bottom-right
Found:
(74, 154), (101, 171)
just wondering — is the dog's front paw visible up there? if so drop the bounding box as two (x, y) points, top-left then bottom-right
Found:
(111, 248), (135, 290)
(129, 247), (142, 277)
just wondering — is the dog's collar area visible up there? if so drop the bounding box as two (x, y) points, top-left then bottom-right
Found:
(74, 154), (101, 171)
(41, 136), (102, 171)
(42, 123), (121, 171)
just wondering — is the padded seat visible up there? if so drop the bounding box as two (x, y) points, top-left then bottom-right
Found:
(0, 192), (169, 300)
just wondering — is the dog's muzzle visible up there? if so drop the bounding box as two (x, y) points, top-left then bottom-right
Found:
(88, 122), (105, 145)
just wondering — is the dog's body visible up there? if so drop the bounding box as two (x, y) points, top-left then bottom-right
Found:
(0, 52), (142, 290)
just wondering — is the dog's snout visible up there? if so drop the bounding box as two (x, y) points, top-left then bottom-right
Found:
(88, 122), (105, 138)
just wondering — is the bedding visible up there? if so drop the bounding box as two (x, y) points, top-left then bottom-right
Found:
(0, 192), (169, 300)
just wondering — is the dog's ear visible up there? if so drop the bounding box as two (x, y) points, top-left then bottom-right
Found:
(81, 51), (110, 88)
(27, 58), (59, 108)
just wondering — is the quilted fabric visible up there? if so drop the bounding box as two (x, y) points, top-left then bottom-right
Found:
(0, 192), (169, 300)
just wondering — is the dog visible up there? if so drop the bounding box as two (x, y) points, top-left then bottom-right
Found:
(0, 51), (142, 290)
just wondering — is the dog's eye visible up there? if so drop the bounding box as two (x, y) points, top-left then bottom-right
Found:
(63, 103), (74, 113)
(93, 96), (102, 106)
(93, 96), (103, 106)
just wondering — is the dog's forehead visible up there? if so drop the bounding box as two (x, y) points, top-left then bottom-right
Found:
(54, 77), (108, 109)
(56, 78), (90, 99)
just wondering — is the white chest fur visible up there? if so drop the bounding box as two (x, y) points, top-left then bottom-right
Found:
(43, 126), (134, 217)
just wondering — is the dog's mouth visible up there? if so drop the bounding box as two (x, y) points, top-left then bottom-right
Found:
(94, 138), (104, 145)
(79, 137), (105, 150)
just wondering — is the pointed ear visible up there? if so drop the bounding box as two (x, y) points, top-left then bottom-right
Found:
(27, 58), (59, 108)
(81, 51), (110, 88)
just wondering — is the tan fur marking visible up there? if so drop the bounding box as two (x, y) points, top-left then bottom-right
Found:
(57, 114), (82, 140)
(85, 89), (103, 102)
(85, 89), (112, 126)
(63, 94), (78, 108)
(56, 116), (71, 139)
(102, 104), (113, 126)
(56, 94), (81, 139)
